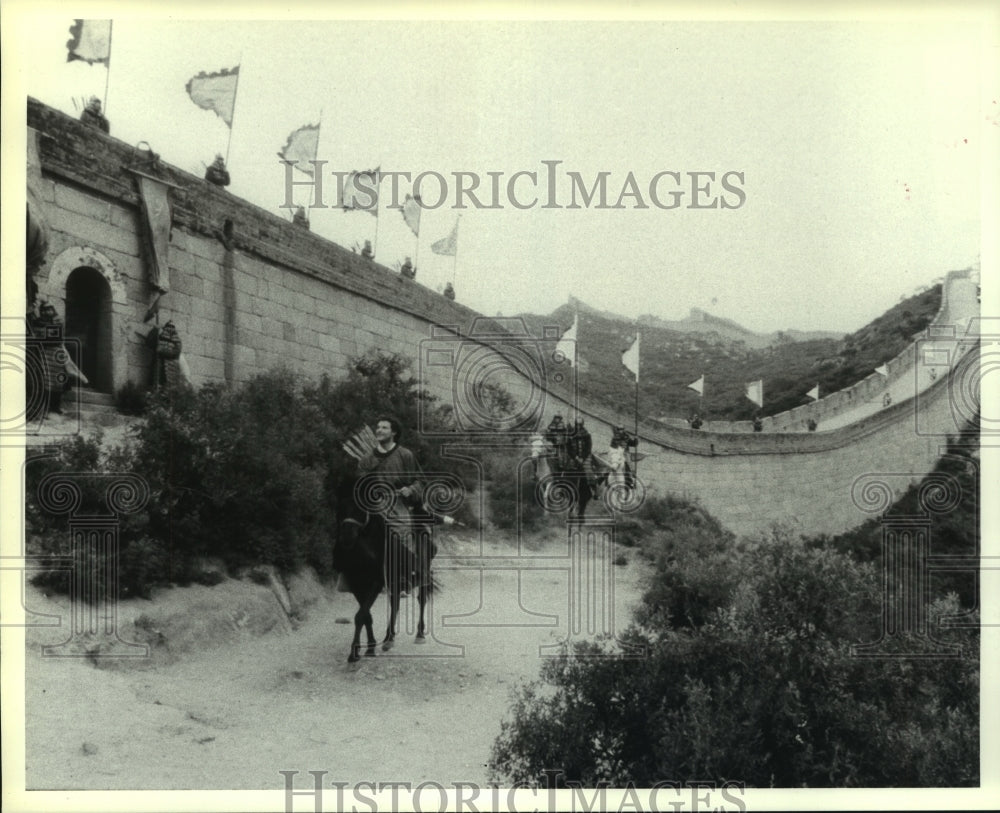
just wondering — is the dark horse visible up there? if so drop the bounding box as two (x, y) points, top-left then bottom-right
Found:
(333, 479), (437, 663)
(541, 448), (594, 518)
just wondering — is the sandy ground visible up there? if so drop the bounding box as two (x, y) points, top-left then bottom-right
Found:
(23, 526), (648, 791)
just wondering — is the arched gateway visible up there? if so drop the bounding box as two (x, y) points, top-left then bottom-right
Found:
(44, 246), (128, 395)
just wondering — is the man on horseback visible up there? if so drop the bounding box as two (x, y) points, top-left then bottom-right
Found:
(545, 414), (569, 471)
(339, 416), (439, 659)
(566, 417), (595, 517)
(357, 416), (424, 519)
(356, 416), (437, 588)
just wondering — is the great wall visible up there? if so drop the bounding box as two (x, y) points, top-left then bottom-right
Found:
(25, 97), (983, 538)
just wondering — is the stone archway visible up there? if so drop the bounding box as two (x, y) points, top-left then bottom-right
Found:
(45, 247), (128, 394)
(64, 267), (114, 392)
(45, 246), (127, 306)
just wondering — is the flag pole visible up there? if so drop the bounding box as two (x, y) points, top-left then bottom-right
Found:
(225, 56), (242, 166)
(452, 215), (461, 285)
(373, 196), (380, 259)
(633, 374), (640, 479)
(372, 161), (382, 258)
(314, 108), (323, 208)
(633, 329), (640, 478)
(102, 21), (113, 113)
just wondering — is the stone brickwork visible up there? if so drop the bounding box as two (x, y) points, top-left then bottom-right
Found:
(27, 97), (978, 538)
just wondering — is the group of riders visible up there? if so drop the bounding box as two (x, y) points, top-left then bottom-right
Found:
(335, 414), (638, 657)
(530, 414), (638, 514)
(347, 412), (639, 544)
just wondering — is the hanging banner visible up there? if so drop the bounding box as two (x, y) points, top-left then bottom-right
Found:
(136, 174), (173, 293)
(27, 128), (50, 272)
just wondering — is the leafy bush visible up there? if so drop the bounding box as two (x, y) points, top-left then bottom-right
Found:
(25, 433), (107, 537)
(490, 533), (978, 787)
(25, 432), (157, 598)
(491, 445), (980, 789)
(27, 352), (464, 598)
(128, 370), (335, 581)
(115, 379), (148, 416)
(484, 446), (550, 531)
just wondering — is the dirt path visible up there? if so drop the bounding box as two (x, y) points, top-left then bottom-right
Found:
(25, 528), (648, 790)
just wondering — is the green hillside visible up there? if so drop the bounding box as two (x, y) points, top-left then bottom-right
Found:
(522, 283), (942, 423)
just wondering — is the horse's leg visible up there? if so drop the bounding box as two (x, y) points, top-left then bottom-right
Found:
(349, 605), (365, 663)
(577, 484), (588, 518)
(363, 597), (377, 657)
(415, 585), (428, 643)
(382, 589), (399, 651)
(570, 470), (584, 518)
(415, 544), (427, 644)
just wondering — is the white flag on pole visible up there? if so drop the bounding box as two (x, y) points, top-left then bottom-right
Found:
(806, 384), (820, 401)
(745, 379), (763, 408)
(875, 364), (889, 377)
(555, 315), (577, 365)
(277, 123), (320, 177)
(341, 167), (381, 215)
(622, 333), (640, 382)
(401, 194), (421, 236)
(67, 19), (112, 65)
(688, 375), (704, 395)
(431, 217), (459, 255)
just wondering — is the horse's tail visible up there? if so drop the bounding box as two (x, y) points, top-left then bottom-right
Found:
(425, 569), (443, 594)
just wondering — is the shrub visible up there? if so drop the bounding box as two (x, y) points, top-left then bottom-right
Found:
(130, 370), (338, 581)
(25, 432), (159, 598)
(25, 433), (107, 537)
(115, 379), (148, 416)
(27, 352), (461, 598)
(485, 447), (549, 531)
(491, 528), (979, 788)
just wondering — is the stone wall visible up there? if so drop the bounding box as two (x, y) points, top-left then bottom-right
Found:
(28, 97), (976, 538)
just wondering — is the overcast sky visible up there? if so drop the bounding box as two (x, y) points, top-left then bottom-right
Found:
(7, 6), (993, 334)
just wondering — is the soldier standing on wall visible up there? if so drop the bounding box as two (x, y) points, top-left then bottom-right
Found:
(205, 154), (231, 187)
(79, 96), (109, 133)
(361, 240), (374, 260)
(443, 282), (456, 301)
(400, 257), (416, 279)
(292, 206), (310, 229)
